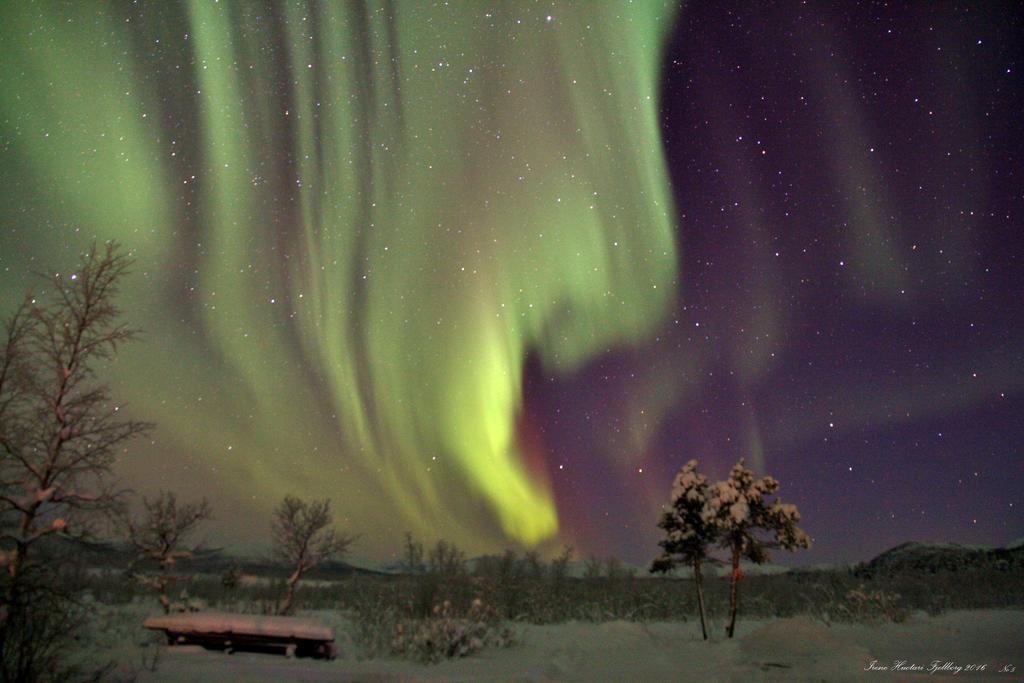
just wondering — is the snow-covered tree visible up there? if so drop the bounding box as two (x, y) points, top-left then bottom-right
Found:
(271, 495), (355, 615)
(705, 458), (811, 638)
(650, 459), (717, 640)
(0, 242), (151, 622)
(125, 490), (212, 613)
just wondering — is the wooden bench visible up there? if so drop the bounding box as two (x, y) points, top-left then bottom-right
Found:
(143, 612), (338, 659)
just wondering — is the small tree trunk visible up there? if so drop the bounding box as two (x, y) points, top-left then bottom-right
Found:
(278, 569), (301, 616)
(157, 577), (171, 614)
(726, 546), (740, 638)
(693, 560), (708, 641)
(2, 507), (38, 621)
(1, 543), (26, 626)
(5, 543), (25, 597)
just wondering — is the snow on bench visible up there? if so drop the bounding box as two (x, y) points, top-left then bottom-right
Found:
(143, 612), (337, 659)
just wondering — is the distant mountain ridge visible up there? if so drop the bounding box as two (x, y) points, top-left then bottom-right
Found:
(27, 536), (385, 578)
(18, 535), (1024, 578)
(855, 541), (1024, 577)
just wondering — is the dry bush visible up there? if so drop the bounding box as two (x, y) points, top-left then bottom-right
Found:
(350, 598), (402, 660)
(830, 585), (907, 624)
(0, 587), (113, 683)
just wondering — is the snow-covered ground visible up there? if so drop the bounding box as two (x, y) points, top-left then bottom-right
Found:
(91, 605), (1023, 682)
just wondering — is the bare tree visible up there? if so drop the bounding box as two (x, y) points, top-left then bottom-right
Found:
(582, 555), (603, 579)
(271, 495), (355, 615)
(125, 490), (212, 613)
(402, 531), (424, 574)
(548, 544), (574, 585)
(0, 242), (151, 621)
(427, 539), (465, 577)
(0, 242), (150, 681)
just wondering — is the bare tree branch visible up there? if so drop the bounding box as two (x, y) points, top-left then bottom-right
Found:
(123, 491), (211, 613)
(271, 495), (356, 615)
(1, 241), (152, 627)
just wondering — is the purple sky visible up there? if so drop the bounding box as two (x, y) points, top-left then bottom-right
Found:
(535, 1), (1023, 565)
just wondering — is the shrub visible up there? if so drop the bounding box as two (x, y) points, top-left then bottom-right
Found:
(834, 585), (908, 624)
(351, 598), (403, 660)
(391, 599), (514, 664)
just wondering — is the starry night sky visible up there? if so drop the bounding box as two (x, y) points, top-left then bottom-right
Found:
(1, 2), (1021, 566)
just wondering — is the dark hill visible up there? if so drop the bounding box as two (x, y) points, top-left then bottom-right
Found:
(856, 541), (1024, 577)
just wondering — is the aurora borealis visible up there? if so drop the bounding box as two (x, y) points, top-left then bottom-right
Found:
(1, 2), (1022, 565)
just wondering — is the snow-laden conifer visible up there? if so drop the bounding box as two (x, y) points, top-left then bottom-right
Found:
(705, 459), (811, 637)
(650, 459), (716, 640)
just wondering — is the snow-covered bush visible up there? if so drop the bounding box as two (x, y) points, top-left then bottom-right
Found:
(391, 599), (514, 664)
(167, 589), (206, 614)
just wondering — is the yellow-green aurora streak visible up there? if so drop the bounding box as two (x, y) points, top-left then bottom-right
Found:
(0, 2), (678, 554)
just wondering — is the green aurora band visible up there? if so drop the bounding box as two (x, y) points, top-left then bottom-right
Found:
(0, 2), (678, 554)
